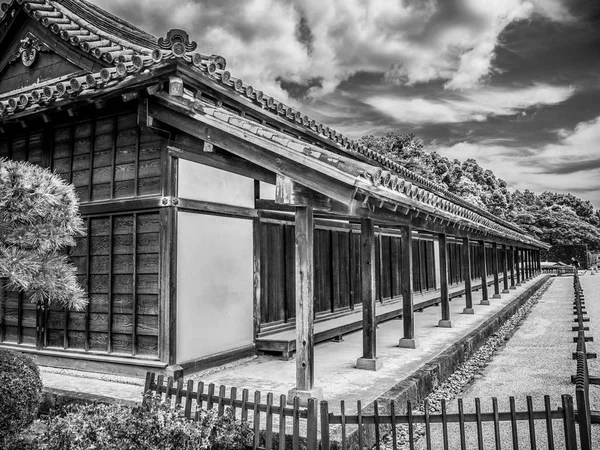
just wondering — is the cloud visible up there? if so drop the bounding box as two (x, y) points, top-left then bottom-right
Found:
(364, 83), (575, 124)
(433, 114), (600, 207)
(93, 0), (569, 103)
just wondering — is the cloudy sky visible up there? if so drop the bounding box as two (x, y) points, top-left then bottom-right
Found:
(96, 0), (600, 208)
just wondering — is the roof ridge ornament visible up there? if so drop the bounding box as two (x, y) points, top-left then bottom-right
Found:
(8, 32), (51, 67)
(158, 28), (197, 56)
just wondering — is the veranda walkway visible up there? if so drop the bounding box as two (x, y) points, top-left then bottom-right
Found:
(40, 275), (546, 416)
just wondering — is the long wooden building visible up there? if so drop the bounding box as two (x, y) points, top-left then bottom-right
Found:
(0, 0), (548, 398)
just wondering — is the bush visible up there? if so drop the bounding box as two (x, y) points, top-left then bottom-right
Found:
(44, 393), (252, 450)
(0, 349), (43, 442)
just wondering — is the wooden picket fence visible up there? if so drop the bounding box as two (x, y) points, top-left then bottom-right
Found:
(144, 372), (588, 449)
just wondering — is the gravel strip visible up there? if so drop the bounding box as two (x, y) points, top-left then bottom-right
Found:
(376, 278), (554, 450)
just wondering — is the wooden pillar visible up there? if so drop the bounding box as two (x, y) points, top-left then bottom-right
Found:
(537, 250), (542, 275)
(479, 240), (490, 305)
(525, 249), (531, 279)
(462, 237), (474, 314)
(356, 218), (382, 371)
(520, 248), (527, 281)
(288, 206), (322, 403)
(510, 245), (516, 289)
(438, 233), (452, 327)
(399, 226), (419, 348)
(515, 247), (521, 286)
(501, 244), (510, 293)
(492, 242), (501, 298)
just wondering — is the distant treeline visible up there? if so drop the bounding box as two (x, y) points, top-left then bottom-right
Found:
(362, 132), (600, 251)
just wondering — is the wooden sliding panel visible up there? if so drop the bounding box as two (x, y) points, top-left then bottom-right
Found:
(390, 236), (402, 298)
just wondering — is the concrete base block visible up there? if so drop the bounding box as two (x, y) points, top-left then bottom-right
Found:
(510, 286), (517, 290)
(502, 289), (510, 294)
(398, 338), (420, 349)
(516, 283), (522, 286)
(480, 300), (491, 306)
(166, 365), (184, 380)
(287, 387), (323, 406)
(463, 308), (475, 314)
(438, 319), (453, 328)
(356, 357), (383, 371)
(492, 294), (502, 299)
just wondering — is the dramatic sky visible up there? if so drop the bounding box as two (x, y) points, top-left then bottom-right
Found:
(96, 0), (600, 208)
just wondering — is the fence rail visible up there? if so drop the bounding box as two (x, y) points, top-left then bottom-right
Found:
(142, 273), (597, 450)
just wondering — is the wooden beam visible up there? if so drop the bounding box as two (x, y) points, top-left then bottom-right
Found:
(502, 244), (510, 293)
(148, 98), (357, 206)
(167, 141), (276, 184)
(399, 225), (419, 348)
(356, 218), (382, 370)
(462, 237), (474, 314)
(438, 233), (452, 327)
(288, 206), (323, 403)
(492, 242), (501, 298)
(275, 175), (332, 210)
(479, 240), (490, 305)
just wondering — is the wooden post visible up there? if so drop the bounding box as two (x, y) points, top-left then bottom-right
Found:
(537, 250), (542, 275)
(510, 245), (516, 289)
(288, 206), (323, 404)
(399, 226), (419, 348)
(479, 240), (490, 305)
(462, 237), (474, 314)
(438, 233), (452, 327)
(356, 218), (382, 371)
(515, 247), (521, 286)
(502, 244), (510, 293)
(492, 242), (501, 298)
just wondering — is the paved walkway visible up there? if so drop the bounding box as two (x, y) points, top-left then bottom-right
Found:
(41, 275), (546, 414)
(414, 274), (599, 449)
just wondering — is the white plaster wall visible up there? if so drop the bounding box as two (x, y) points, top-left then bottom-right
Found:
(259, 181), (276, 200)
(176, 212), (254, 364)
(178, 159), (254, 208)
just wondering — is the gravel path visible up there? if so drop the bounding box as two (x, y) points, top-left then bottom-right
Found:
(376, 275), (600, 450)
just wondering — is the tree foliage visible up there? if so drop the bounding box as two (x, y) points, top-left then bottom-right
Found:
(361, 133), (600, 250)
(0, 159), (87, 310)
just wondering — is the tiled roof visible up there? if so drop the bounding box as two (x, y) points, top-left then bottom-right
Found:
(165, 91), (546, 247)
(0, 0), (547, 247)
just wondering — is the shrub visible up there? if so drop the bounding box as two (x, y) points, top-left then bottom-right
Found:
(44, 393), (252, 450)
(0, 349), (43, 442)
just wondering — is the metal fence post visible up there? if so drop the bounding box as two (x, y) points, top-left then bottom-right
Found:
(562, 394), (578, 450)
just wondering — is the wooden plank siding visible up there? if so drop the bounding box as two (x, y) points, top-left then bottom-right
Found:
(0, 108), (164, 359)
(258, 220), (439, 328)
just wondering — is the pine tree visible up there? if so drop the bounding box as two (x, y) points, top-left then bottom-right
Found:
(0, 158), (87, 310)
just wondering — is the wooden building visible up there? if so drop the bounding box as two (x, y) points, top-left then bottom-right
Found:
(0, 0), (548, 398)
